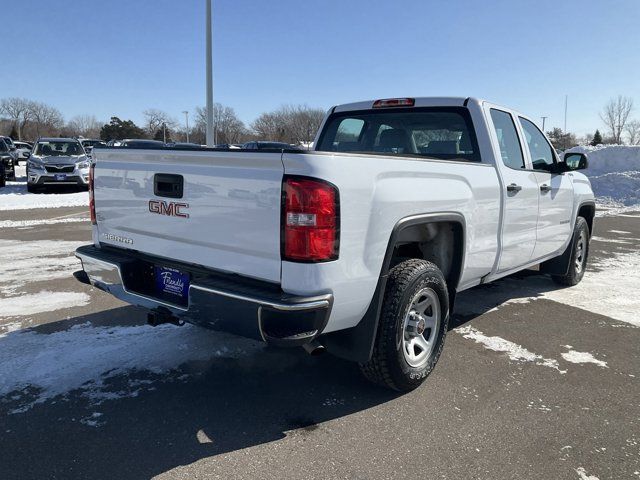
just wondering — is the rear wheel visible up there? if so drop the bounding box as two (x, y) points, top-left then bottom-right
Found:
(552, 216), (590, 286)
(360, 259), (449, 392)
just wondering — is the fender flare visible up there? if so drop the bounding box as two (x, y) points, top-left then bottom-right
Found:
(322, 212), (466, 363)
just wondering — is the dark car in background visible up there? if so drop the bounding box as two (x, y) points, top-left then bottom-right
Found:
(79, 139), (107, 157)
(241, 141), (294, 150)
(107, 139), (165, 149)
(0, 138), (16, 181)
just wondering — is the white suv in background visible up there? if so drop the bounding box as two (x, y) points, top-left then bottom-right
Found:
(26, 138), (90, 192)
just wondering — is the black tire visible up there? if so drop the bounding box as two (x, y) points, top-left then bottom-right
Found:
(360, 259), (449, 392)
(27, 184), (39, 193)
(552, 216), (590, 286)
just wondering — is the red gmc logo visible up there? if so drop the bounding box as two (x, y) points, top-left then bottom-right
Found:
(149, 200), (190, 218)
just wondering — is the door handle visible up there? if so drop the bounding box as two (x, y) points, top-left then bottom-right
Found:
(506, 183), (522, 193)
(540, 184), (552, 193)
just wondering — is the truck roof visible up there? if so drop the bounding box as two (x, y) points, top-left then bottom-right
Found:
(332, 97), (483, 113)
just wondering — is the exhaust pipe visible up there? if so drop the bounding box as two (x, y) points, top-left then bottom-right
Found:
(147, 310), (184, 327)
(302, 340), (326, 356)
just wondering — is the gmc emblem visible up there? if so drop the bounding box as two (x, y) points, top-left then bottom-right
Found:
(149, 200), (189, 218)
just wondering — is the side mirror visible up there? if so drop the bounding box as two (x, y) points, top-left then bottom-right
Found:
(563, 152), (588, 171)
(24, 152), (31, 159)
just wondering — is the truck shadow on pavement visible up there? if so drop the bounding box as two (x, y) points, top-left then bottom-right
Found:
(0, 270), (575, 479)
(0, 306), (398, 480)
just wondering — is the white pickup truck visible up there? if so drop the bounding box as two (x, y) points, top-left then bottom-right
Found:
(76, 97), (595, 391)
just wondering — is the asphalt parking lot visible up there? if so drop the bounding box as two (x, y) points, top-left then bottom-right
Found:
(0, 203), (638, 480)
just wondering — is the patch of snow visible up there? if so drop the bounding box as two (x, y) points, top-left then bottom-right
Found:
(80, 412), (104, 428)
(575, 467), (599, 480)
(456, 249), (640, 328)
(0, 322), (261, 412)
(455, 325), (565, 373)
(0, 180), (88, 211)
(543, 251), (640, 327)
(561, 350), (608, 368)
(608, 230), (631, 235)
(0, 240), (85, 294)
(590, 236), (632, 244)
(0, 217), (88, 229)
(0, 291), (90, 318)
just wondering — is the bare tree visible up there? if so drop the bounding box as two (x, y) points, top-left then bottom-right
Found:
(143, 109), (177, 137)
(67, 115), (101, 138)
(251, 105), (325, 145)
(624, 120), (640, 145)
(28, 101), (64, 138)
(0, 97), (32, 140)
(194, 103), (247, 145)
(600, 95), (634, 144)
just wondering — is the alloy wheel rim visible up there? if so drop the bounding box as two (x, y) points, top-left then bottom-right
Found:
(400, 287), (441, 368)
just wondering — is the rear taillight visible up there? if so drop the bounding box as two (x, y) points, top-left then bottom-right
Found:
(89, 163), (96, 224)
(282, 176), (339, 262)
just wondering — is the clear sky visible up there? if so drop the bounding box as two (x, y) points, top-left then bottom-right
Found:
(3, 0), (639, 136)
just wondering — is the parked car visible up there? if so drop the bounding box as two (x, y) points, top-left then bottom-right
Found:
(241, 141), (295, 150)
(76, 96), (594, 392)
(79, 139), (107, 157)
(0, 136), (18, 163)
(0, 138), (16, 181)
(13, 141), (33, 163)
(167, 142), (203, 149)
(116, 139), (165, 149)
(26, 138), (90, 192)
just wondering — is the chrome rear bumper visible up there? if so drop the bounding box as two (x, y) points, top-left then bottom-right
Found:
(75, 245), (332, 346)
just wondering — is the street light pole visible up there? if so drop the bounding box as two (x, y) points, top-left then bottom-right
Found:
(541, 116), (548, 131)
(183, 111), (190, 143)
(205, 0), (215, 147)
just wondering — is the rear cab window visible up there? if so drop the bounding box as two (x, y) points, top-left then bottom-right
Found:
(316, 107), (480, 162)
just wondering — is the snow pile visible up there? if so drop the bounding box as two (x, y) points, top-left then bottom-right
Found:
(0, 322), (261, 413)
(566, 145), (640, 206)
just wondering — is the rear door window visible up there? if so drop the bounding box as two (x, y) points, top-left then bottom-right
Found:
(317, 107), (479, 161)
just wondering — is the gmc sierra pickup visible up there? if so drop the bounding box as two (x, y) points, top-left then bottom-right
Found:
(75, 97), (595, 391)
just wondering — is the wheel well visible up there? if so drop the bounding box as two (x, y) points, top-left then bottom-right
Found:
(390, 221), (464, 291)
(578, 203), (595, 235)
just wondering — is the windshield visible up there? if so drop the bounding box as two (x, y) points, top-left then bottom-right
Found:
(0, 141), (8, 152)
(34, 141), (84, 156)
(316, 107), (479, 162)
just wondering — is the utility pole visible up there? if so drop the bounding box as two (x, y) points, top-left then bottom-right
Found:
(541, 116), (548, 131)
(205, 0), (215, 147)
(183, 111), (190, 143)
(564, 95), (568, 133)
(162, 122), (167, 143)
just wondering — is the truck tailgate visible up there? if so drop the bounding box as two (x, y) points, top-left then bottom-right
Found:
(93, 149), (284, 283)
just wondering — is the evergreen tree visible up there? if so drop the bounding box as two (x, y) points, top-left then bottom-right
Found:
(8, 125), (18, 140)
(100, 117), (146, 141)
(591, 130), (603, 146)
